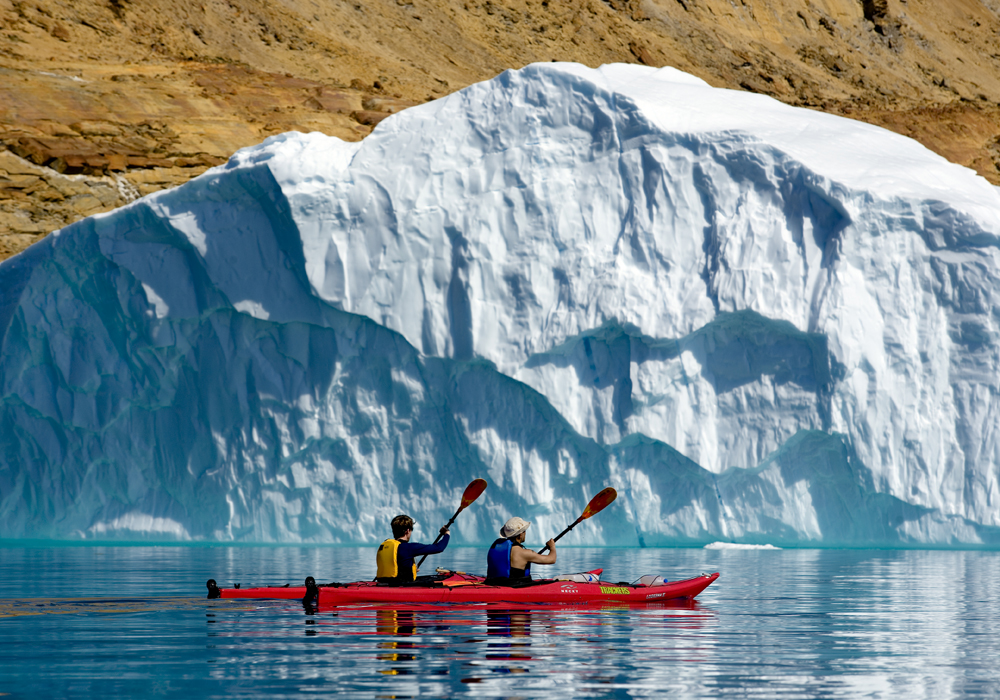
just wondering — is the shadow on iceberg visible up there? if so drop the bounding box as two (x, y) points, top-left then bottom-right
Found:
(0, 210), (619, 542)
(523, 310), (840, 417)
(613, 429), (1000, 547)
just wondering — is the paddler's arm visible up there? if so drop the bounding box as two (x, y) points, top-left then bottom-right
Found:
(401, 531), (451, 557)
(518, 539), (557, 566)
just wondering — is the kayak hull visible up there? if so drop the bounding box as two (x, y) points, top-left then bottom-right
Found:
(218, 572), (719, 606)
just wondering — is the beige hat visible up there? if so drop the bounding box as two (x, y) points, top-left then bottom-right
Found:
(500, 516), (531, 539)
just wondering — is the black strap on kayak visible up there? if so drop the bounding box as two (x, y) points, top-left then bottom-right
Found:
(377, 573), (451, 587)
(482, 577), (552, 588)
(303, 576), (319, 605)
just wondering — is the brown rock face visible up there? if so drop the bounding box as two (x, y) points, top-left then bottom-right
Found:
(5, 0), (1000, 261)
(0, 149), (129, 258)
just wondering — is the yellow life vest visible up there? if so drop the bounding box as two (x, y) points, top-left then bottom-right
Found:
(376, 538), (417, 581)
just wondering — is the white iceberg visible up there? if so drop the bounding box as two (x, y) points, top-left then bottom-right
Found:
(2, 62), (1000, 546)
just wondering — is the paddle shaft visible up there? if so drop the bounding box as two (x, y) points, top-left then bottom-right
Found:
(535, 487), (617, 555)
(413, 478), (488, 571)
(537, 518), (581, 555)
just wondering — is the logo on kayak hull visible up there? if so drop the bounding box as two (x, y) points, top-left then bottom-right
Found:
(599, 586), (630, 595)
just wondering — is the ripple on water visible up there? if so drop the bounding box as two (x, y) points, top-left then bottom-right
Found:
(1, 546), (999, 698)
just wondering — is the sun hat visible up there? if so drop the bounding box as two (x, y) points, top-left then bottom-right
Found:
(500, 516), (531, 539)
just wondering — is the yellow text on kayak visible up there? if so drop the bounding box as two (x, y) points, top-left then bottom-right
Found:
(599, 586), (630, 595)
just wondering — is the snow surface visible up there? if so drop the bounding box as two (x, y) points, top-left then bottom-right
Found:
(3, 62), (1000, 545)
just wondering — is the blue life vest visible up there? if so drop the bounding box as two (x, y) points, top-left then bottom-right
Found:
(486, 538), (531, 579)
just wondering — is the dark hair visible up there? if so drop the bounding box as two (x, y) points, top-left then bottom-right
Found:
(391, 514), (415, 538)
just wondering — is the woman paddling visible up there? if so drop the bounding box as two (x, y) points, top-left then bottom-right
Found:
(486, 517), (556, 582)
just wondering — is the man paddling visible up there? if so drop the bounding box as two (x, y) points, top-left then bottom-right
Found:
(376, 514), (450, 585)
(486, 517), (556, 582)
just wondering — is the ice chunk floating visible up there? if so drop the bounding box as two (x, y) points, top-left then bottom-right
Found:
(3, 63), (1000, 545)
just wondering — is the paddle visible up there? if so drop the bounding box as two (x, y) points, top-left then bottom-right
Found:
(416, 478), (488, 568)
(537, 487), (617, 555)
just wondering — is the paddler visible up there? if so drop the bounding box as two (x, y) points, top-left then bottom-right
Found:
(486, 517), (556, 582)
(376, 514), (450, 585)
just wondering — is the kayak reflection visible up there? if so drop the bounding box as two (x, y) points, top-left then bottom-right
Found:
(485, 610), (533, 674)
(377, 609), (418, 675)
(487, 609), (531, 639)
(376, 609), (417, 637)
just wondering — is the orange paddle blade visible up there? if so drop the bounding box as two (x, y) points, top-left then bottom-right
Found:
(460, 478), (488, 509)
(580, 487), (617, 520)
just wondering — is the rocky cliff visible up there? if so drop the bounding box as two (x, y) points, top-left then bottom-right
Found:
(5, 0), (1000, 261)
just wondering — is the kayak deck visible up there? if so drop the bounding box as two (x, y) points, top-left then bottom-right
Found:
(216, 571), (720, 606)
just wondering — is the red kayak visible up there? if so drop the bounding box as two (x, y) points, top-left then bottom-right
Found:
(210, 570), (719, 606)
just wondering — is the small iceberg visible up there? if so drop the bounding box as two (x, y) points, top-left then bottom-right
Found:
(704, 542), (782, 550)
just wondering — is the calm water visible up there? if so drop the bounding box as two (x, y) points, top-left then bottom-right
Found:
(1, 545), (998, 698)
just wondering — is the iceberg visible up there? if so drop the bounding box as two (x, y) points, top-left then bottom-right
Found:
(3, 62), (1000, 546)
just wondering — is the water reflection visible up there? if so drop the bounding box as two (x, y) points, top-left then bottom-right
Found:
(5, 548), (1000, 698)
(376, 609), (417, 637)
(485, 610), (532, 673)
(377, 609), (418, 675)
(486, 610), (532, 639)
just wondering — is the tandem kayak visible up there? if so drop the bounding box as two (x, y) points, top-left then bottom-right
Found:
(209, 570), (720, 606)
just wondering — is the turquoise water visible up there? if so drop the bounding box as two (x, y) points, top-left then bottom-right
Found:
(1, 546), (998, 698)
